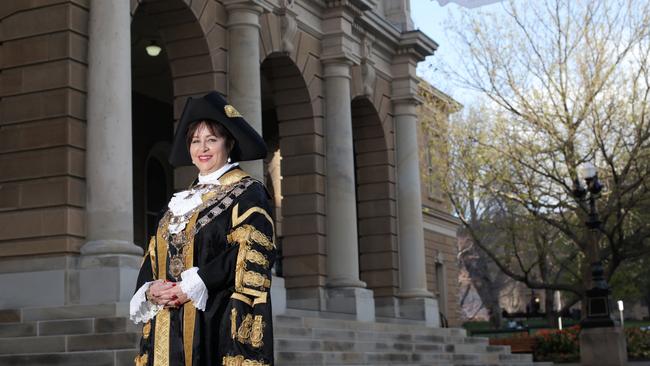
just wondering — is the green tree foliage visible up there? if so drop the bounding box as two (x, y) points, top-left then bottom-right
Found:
(433, 0), (650, 316)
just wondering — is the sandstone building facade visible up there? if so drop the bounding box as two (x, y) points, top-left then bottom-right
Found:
(0, 0), (459, 327)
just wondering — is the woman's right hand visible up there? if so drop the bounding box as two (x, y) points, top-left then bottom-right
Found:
(146, 280), (175, 306)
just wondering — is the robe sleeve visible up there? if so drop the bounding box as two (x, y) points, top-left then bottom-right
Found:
(220, 183), (276, 365)
(130, 236), (162, 324)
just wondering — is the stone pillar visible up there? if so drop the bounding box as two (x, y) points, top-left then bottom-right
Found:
(224, 0), (265, 180)
(323, 60), (375, 321)
(224, 0), (287, 315)
(393, 99), (438, 326)
(580, 327), (628, 366)
(80, 0), (142, 304)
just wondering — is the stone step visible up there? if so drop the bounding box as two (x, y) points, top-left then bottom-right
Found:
(0, 303), (130, 323)
(274, 337), (454, 353)
(276, 313), (466, 337)
(0, 349), (138, 366)
(0, 317), (140, 338)
(0, 332), (139, 355)
(276, 350), (510, 365)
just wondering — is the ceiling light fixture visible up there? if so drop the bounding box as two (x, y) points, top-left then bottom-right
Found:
(145, 41), (162, 57)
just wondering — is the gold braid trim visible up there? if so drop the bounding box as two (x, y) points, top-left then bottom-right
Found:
(222, 355), (269, 366)
(142, 321), (151, 340)
(250, 315), (265, 348)
(231, 203), (275, 243)
(231, 293), (253, 307)
(227, 225), (274, 250)
(242, 271), (271, 289)
(245, 249), (269, 268)
(230, 308), (237, 339)
(153, 309), (170, 366)
(182, 212), (199, 366)
(252, 292), (268, 306)
(155, 214), (169, 280)
(219, 169), (249, 185)
(236, 314), (253, 344)
(134, 353), (148, 366)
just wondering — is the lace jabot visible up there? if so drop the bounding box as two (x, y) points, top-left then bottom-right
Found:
(167, 163), (238, 234)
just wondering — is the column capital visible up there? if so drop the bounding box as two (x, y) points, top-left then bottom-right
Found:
(322, 59), (353, 79)
(395, 30), (438, 63)
(391, 96), (422, 118)
(221, 0), (270, 12)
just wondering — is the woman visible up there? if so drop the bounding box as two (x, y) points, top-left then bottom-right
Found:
(130, 91), (275, 366)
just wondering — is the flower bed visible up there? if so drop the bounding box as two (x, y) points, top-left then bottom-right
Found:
(527, 326), (650, 363)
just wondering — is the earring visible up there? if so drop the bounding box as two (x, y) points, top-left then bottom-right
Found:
(227, 157), (232, 163)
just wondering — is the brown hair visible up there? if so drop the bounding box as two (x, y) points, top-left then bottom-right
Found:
(186, 120), (235, 153)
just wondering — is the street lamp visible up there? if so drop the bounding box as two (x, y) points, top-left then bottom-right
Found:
(572, 162), (615, 328)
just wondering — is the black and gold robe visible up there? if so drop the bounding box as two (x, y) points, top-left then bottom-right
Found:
(134, 168), (275, 366)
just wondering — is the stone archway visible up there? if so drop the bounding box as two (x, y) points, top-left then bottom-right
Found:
(351, 96), (400, 317)
(260, 53), (326, 309)
(131, 0), (227, 190)
(130, 0), (227, 246)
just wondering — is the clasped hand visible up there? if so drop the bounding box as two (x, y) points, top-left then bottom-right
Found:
(146, 280), (189, 308)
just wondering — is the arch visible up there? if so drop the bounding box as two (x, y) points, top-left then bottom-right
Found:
(352, 96), (399, 315)
(131, 0), (228, 191)
(131, 0), (227, 116)
(260, 53), (326, 310)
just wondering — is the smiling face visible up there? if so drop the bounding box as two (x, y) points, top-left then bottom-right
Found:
(188, 121), (231, 175)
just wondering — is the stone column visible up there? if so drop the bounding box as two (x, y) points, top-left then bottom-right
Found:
(393, 99), (438, 326)
(224, 0), (264, 180)
(323, 60), (375, 321)
(224, 0), (286, 315)
(80, 0), (142, 304)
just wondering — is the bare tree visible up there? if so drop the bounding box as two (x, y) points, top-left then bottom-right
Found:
(432, 0), (650, 319)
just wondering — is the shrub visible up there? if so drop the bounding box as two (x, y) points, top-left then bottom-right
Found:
(532, 326), (580, 363)
(627, 327), (650, 360)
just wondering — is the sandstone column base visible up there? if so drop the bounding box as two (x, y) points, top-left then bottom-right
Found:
(325, 287), (376, 322)
(79, 251), (141, 305)
(399, 297), (440, 327)
(580, 327), (628, 366)
(375, 296), (400, 318)
(0, 255), (79, 309)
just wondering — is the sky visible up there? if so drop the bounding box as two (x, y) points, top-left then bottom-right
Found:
(410, 0), (510, 106)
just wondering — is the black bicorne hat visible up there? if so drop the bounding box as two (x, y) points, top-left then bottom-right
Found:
(169, 91), (267, 166)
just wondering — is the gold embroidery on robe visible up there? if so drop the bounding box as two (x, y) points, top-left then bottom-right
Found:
(219, 169), (249, 185)
(242, 271), (270, 289)
(250, 315), (265, 348)
(236, 314), (253, 344)
(227, 225), (274, 250)
(231, 204), (275, 241)
(182, 213), (199, 366)
(245, 249), (269, 268)
(252, 292), (268, 306)
(153, 309), (170, 366)
(134, 353), (148, 366)
(142, 321), (151, 340)
(231, 293), (253, 306)
(230, 308), (237, 339)
(222, 355), (269, 366)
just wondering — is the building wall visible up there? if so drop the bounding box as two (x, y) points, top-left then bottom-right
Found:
(417, 81), (462, 326)
(0, 0), (449, 320)
(0, 0), (90, 257)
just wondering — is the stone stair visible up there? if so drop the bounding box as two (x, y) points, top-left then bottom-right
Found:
(0, 304), (552, 366)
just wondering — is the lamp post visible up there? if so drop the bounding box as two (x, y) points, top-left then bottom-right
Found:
(572, 162), (616, 328)
(574, 163), (627, 366)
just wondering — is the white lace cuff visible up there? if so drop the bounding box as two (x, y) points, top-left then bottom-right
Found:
(129, 282), (163, 324)
(180, 267), (208, 311)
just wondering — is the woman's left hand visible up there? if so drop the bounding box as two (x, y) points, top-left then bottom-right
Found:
(158, 284), (189, 308)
